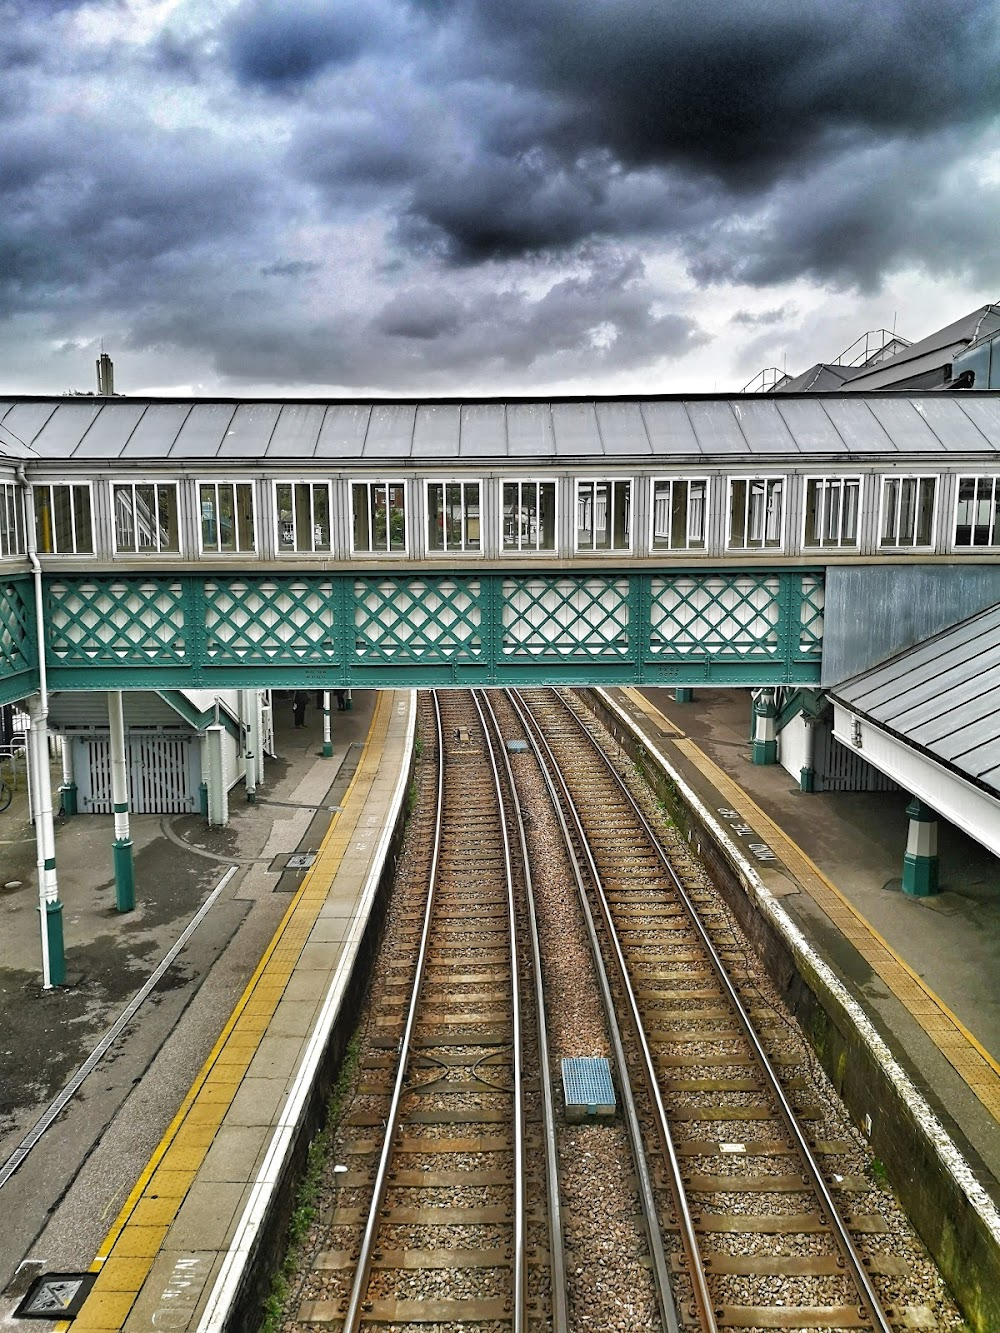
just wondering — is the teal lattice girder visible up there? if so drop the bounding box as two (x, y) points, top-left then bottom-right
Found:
(0, 576), (37, 705)
(0, 568), (824, 694)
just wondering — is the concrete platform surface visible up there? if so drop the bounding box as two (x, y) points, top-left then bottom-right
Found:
(0, 691), (380, 1331)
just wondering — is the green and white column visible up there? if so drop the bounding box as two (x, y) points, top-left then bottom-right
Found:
(902, 797), (940, 897)
(27, 696), (65, 988)
(59, 733), (78, 817)
(674, 687), (693, 704)
(322, 690), (333, 757)
(108, 691), (135, 913)
(751, 690), (778, 765)
(799, 715), (817, 793)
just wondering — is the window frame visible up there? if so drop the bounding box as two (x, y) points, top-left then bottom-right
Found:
(878, 474), (938, 550)
(801, 475), (863, 550)
(574, 477), (633, 554)
(649, 476), (710, 553)
(33, 481), (95, 556)
(952, 474), (1000, 550)
(502, 478), (558, 554)
(197, 479), (258, 555)
(0, 482), (25, 559)
(424, 478), (483, 555)
(273, 479), (334, 555)
(112, 481), (181, 555)
(350, 478), (409, 556)
(726, 475), (786, 552)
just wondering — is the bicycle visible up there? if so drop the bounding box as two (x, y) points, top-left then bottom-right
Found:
(0, 776), (11, 812)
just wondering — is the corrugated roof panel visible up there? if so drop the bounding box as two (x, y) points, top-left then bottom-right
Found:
(170, 403), (237, 458)
(772, 398), (849, 454)
(412, 404), (461, 458)
(72, 402), (148, 458)
(459, 403), (507, 457)
(907, 398), (995, 452)
(315, 404), (371, 458)
(31, 401), (104, 457)
(819, 400), (896, 453)
(0, 401), (57, 453)
(120, 404), (192, 457)
(953, 396), (1000, 449)
(864, 398), (946, 453)
(639, 401), (702, 456)
(934, 732), (1000, 777)
(595, 401), (652, 454)
(901, 681), (1000, 743)
(551, 402), (602, 455)
(506, 402), (554, 457)
(363, 404), (416, 458)
(219, 403), (282, 458)
(267, 404), (328, 458)
(731, 399), (800, 454)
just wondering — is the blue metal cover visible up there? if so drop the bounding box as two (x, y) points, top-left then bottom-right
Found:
(562, 1056), (616, 1113)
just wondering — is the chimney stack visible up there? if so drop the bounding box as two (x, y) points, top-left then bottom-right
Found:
(96, 352), (114, 396)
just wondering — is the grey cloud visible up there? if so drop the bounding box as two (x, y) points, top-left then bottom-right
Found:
(225, 0), (406, 89)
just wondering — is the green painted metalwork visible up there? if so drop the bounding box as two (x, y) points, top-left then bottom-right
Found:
(0, 568), (824, 696)
(0, 576), (37, 706)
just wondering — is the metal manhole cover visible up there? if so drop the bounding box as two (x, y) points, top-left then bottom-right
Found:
(286, 853), (316, 870)
(505, 740), (529, 752)
(14, 1272), (96, 1319)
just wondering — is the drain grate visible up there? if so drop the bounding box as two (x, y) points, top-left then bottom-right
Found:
(506, 739), (529, 752)
(286, 853), (316, 870)
(14, 1272), (96, 1320)
(561, 1056), (616, 1122)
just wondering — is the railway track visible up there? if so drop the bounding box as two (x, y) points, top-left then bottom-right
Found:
(286, 687), (964, 1333)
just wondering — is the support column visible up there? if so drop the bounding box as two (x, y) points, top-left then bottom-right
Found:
(799, 715), (817, 793)
(345, 689), (353, 711)
(108, 691), (135, 912)
(751, 689), (778, 765)
(674, 687), (693, 704)
(902, 797), (940, 897)
(322, 690), (332, 757)
(59, 733), (78, 817)
(242, 688), (258, 804)
(198, 731), (210, 818)
(205, 724), (228, 828)
(27, 696), (64, 988)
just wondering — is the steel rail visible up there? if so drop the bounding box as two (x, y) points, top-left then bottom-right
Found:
(554, 686), (896, 1333)
(340, 691), (447, 1333)
(478, 688), (569, 1333)
(470, 688), (528, 1333)
(506, 688), (684, 1333)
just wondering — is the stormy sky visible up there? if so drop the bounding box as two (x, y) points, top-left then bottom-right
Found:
(1, 0), (998, 397)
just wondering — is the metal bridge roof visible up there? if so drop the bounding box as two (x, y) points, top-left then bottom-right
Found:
(0, 392), (999, 463)
(831, 602), (1000, 793)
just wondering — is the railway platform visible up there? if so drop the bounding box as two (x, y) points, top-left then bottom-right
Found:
(616, 686), (1000, 1192)
(0, 689), (415, 1332)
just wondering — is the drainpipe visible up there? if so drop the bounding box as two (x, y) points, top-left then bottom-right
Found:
(15, 464), (65, 988)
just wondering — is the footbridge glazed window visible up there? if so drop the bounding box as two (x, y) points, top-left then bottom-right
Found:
(728, 477), (784, 550)
(651, 478), (708, 551)
(199, 481), (256, 554)
(880, 475), (937, 549)
(576, 479), (632, 552)
(427, 480), (481, 552)
(352, 480), (407, 554)
(503, 480), (556, 552)
(275, 481), (332, 553)
(0, 483), (24, 558)
(113, 483), (180, 553)
(803, 477), (861, 548)
(954, 476), (1000, 548)
(34, 483), (93, 555)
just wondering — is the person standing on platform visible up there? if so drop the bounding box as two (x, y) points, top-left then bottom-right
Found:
(293, 690), (308, 728)
(335, 689), (347, 711)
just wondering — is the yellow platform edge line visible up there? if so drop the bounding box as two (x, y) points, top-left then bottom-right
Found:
(627, 694), (1000, 1088)
(59, 692), (393, 1331)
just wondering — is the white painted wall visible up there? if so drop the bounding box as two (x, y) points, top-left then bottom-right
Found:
(832, 702), (1000, 858)
(778, 712), (809, 783)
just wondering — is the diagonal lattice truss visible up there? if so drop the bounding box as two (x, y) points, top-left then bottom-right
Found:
(0, 578), (35, 676)
(502, 575), (631, 656)
(353, 576), (482, 658)
(47, 579), (187, 663)
(205, 579), (339, 661)
(648, 573), (813, 658)
(797, 575), (825, 657)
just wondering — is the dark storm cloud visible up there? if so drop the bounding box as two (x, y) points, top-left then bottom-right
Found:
(226, 0), (405, 88)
